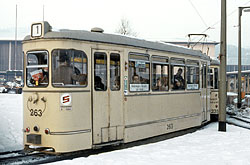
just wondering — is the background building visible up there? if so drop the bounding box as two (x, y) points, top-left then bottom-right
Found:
(165, 41), (219, 59)
(0, 40), (23, 84)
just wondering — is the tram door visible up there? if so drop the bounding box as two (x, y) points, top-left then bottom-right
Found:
(201, 63), (208, 122)
(92, 50), (124, 145)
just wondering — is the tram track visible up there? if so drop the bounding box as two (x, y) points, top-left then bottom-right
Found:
(227, 114), (250, 130)
(0, 149), (53, 165)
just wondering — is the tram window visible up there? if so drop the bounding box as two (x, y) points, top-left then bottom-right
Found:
(129, 53), (150, 92)
(110, 53), (120, 91)
(186, 60), (199, 90)
(52, 49), (87, 87)
(171, 58), (185, 90)
(94, 52), (107, 91)
(214, 68), (219, 89)
(152, 56), (169, 91)
(26, 51), (48, 87)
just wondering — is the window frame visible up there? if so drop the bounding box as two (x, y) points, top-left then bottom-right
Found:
(110, 53), (121, 91)
(51, 49), (88, 88)
(26, 50), (49, 88)
(128, 52), (150, 92)
(186, 60), (199, 90)
(170, 58), (186, 91)
(151, 55), (169, 92)
(94, 52), (107, 91)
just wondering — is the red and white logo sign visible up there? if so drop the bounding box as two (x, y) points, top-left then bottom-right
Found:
(60, 93), (72, 106)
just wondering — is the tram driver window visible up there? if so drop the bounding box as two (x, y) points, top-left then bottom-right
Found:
(129, 54), (150, 92)
(52, 49), (87, 87)
(26, 51), (48, 87)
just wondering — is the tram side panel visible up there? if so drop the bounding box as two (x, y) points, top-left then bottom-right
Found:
(124, 93), (202, 143)
(23, 91), (92, 153)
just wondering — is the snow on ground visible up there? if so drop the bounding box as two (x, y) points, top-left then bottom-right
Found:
(0, 94), (23, 152)
(1, 94), (250, 164)
(49, 123), (250, 165)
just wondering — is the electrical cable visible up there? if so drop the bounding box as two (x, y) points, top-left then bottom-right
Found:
(188, 0), (209, 28)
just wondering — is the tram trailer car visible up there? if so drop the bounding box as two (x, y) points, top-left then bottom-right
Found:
(23, 22), (211, 153)
(209, 59), (220, 120)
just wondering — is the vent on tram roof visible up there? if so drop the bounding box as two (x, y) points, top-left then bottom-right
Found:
(91, 27), (104, 33)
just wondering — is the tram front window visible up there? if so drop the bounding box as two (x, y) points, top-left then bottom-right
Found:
(52, 49), (87, 87)
(26, 51), (48, 87)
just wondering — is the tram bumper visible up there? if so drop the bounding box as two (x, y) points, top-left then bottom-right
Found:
(27, 134), (41, 144)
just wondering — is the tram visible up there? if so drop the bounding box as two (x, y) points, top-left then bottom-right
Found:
(23, 21), (211, 153)
(209, 59), (220, 120)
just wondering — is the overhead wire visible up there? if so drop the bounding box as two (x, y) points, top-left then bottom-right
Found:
(188, 0), (209, 29)
(202, 0), (250, 34)
(188, 0), (250, 43)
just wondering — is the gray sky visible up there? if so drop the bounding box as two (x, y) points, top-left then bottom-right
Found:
(1, 0), (250, 47)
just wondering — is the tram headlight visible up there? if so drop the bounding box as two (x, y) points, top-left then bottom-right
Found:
(45, 128), (50, 135)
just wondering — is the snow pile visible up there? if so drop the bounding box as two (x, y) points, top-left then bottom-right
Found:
(50, 123), (250, 165)
(0, 94), (23, 152)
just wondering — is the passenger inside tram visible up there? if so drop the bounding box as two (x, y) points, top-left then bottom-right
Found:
(112, 76), (120, 90)
(132, 75), (140, 84)
(53, 53), (85, 86)
(173, 68), (184, 90)
(29, 59), (48, 86)
(94, 76), (106, 90)
(53, 54), (75, 85)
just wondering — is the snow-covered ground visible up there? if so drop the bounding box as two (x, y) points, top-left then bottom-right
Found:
(1, 94), (250, 164)
(0, 94), (23, 152)
(50, 123), (250, 165)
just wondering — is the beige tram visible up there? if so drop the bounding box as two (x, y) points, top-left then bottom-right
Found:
(209, 59), (220, 119)
(23, 21), (211, 153)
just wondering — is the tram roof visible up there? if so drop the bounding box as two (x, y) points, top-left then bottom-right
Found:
(24, 29), (209, 60)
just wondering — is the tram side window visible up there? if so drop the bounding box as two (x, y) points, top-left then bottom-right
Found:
(94, 52), (107, 91)
(171, 58), (185, 90)
(52, 49), (87, 87)
(152, 56), (169, 91)
(26, 51), (48, 87)
(110, 53), (120, 91)
(129, 54), (150, 92)
(186, 60), (199, 90)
